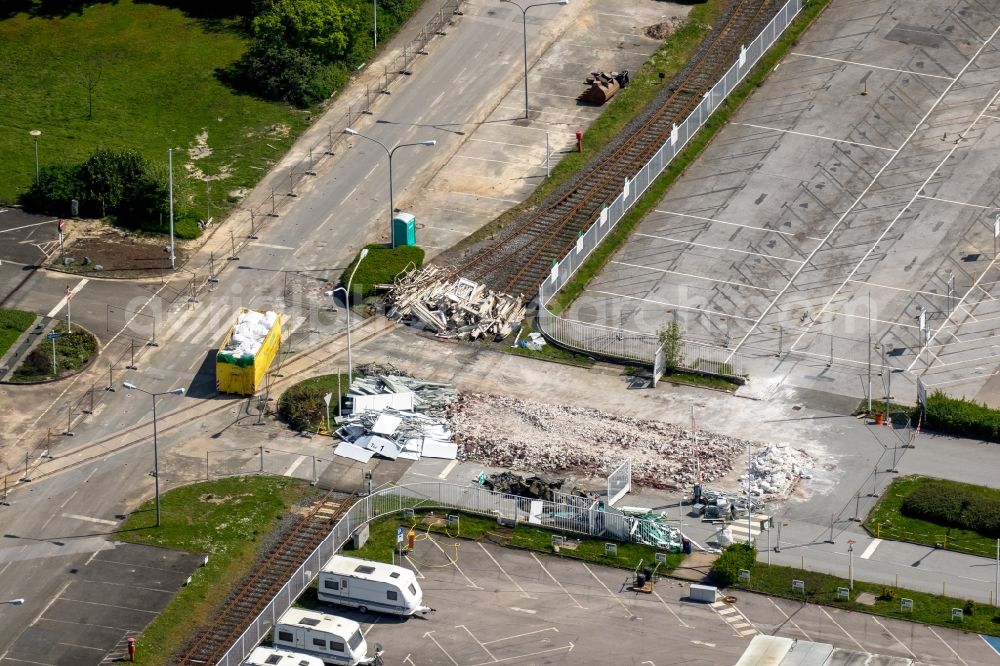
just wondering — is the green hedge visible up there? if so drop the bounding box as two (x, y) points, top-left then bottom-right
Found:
(901, 479), (1000, 538)
(924, 390), (1000, 442)
(341, 244), (424, 301)
(277, 372), (353, 433)
(711, 542), (756, 587)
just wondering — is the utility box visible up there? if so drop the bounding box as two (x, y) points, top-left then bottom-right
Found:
(689, 583), (718, 603)
(392, 212), (416, 248)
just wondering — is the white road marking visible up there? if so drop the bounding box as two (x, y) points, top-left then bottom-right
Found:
(508, 606), (536, 614)
(789, 51), (956, 80)
(530, 552), (584, 608)
(450, 191), (520, 204)
(729, 21), (1000, 364)
(58, 490), (79, 510)
(611, 259), (778, 292)
(61, 513), (117, 526)
(653, 209), (824, 241)
(582, 563), (635, 618)
(916, 194), (1000, 210)
(0, 219), (56, 233)
(927, 627), (969, 665)
(872, 617), (917, 659)
(403, 554), (426, 579)
(860, 539), (881, 559)
(421, 225), (466, 235)
(819, 606), (866, 651)
(437, 460), (459, 480)
(483, 627), (557, 645)
(430, 539), (482, 589)
(456, 155), (538, 166)
(587, 290), (756, 321)
(254, 243), (295, 251)
(767, 598), (811, 640)
(476, 543), (533, 598)
(32, 581), (70, 626)
(424, 631), (459, 666)
(735, 122), (896, 152)
(469, 137), (538, 149)
(637, 231), (806, 263)
(458, 625), (495, 661)
(466, 644), (573, 666)
(653, 589), (692, 628)
(46, 279), (88, 317)
(283, 456), (306, 477)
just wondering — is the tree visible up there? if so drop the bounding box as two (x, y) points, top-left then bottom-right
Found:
(252, 0), (355, 62)
(221, 34), (342, 107)
(80, 148), (147, 217)
(78, 56), (103, 120)
(18, 164), (84, 216)
(658, 320), (685, 374)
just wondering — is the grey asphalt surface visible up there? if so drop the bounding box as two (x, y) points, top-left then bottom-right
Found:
(568, 0), (1000, 405)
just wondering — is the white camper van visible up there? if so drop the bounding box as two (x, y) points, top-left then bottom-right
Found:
(318, 555), (432, 616)
(272, 608), (379, 666)
(244, 646), (325, 666)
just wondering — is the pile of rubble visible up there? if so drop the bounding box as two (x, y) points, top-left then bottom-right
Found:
(448, 394), (755, 490)
(740, 444), (813, 498)
(332, 374), (459, 463)
(385, 265), (525, 340)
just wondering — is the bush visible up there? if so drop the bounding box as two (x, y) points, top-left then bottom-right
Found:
(901, 480), (1000, 538)
(341, 244), (425, 301)
(711, 542), (756, 587)
(18, 164), (84, 217)
(219, 36), (346, 108)
(277, 373), (352, 432)
(925, 390), (1000, 442)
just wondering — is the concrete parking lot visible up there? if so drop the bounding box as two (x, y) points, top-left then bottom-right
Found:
(344, 537), (1000, 665)
(567, 0), (1000, 404)
(0, 541), (205, 666)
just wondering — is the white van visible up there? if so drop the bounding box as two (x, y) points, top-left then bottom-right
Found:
(318, 555), (432, 616)
(244, 646), (325, 666)
(272, 608), (379, 666)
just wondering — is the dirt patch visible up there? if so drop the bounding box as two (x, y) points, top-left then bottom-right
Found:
(198, 492), (252, 504)
(46, 219), (190, 278)
(645, 17), (685, 40)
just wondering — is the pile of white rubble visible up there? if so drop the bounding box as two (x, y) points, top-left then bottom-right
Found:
(739, 444), (813, 498)
(223, 310), (278, 359)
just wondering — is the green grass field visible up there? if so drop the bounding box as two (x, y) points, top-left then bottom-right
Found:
(866, 476), (1000, 559)
(0, 308), (36, 359)
(0, 1), (308, 217)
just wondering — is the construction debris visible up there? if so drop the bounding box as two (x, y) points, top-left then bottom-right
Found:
(619, 507), (684, 552)
(739, 444), (813, 498)
(481, 472), (566, 501)
(385, 265), (525, 340)
(449, 394), (769, 491)
(578, 70), (629, 105)
(331, 374), (459, 463)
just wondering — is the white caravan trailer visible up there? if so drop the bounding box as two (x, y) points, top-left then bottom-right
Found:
(272, 608), (380, 666)
(244, 646), (325, 666)
(318, 555), (432, 616)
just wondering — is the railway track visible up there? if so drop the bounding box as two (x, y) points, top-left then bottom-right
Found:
(173, 492), (355, 665)
(451, 0), (786, 299)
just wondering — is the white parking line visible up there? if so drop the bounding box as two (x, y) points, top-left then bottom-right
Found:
(61, 513), (117, 526)
(32, 581), (69, 626)
(788, 52), (956, 81)
(483, 627), (557, 644)
(438, 460), (459, 480)
(872, 617), (917, 659)
(587, 290), (756, 321)
(819, 606), (866, 652)
(476, 543), (533, 598)
(403, 554), (426, 579)
(729, 20), (1000, 364)
(916, 194), (1000, 210)
(611, 260), (779, 292)
(582, 563), (635, 618)
(530, 553), (584, 609)
(735, 122), (896, 152)
(653, 589), (692, 628)
(424, 631), (459, 666)
(0, 219), (56, 233)
(430, 540), (482, 590)
(637, 232), (806, 263)
(767, 598), (811, 640)
(928, 626), (969, 665)
(458, 625), (496, 661)
(653, 209), (824, 241)
(283, 456), (306, 477)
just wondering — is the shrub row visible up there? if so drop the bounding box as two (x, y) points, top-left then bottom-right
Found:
(901, 480), (1000, 538)
(711, 542), (756, 587)
(277, 373), (352, 432)
(924, 390), (1000, 443)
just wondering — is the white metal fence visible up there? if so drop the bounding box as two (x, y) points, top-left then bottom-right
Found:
(536, 0), (803, 376)
(216, 481), (669, 665)
(607, 459), (632, 506)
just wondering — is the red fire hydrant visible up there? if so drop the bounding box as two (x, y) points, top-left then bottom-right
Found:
(127, 637), (136, 662)
(576, 130), (583, 152)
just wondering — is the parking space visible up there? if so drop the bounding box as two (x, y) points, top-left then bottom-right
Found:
(565, 0), (1000, 401)
(0, 207), (57, 266)
(414, 0), (681, 253)
(339, 537), (1000, 664)
(0, 542), (205, 666)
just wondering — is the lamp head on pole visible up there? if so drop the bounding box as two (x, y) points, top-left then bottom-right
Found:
(122, 381), (138, 391)
(29, 130), (41, 138)
(359, 248), (369, 260)
(558, 0), (568, 4)
(421, 140), (437, 146)
(344, 128), (359, 136)
(167, 387), (185, 396)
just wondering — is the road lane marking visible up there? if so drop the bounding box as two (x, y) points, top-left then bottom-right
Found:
(860, 539), (881, 559)
(284, 455), (306, 477)
(437, 460), (459, 479)
(530, 552), (584, 609)
(477, 542), (533, 598)
(61, 513), (117, 526)
(46, 279), (88, 317)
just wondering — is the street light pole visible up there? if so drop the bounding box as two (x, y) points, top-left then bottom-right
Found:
(29, 130), (41, 186)
(123, 382), (185, 527)
(343, 129), (436, 247)
(499, 0), (569, 120)
(168, 148), (176, 270)
(373, 0), (378, 48)
(333, 248), (369, 380)
(848, 539), (855, 590)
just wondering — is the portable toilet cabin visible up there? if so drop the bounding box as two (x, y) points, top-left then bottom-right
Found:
(243, 646), (325, 666)
(272, 608), (374, 666)
(391, 212), (416, 248)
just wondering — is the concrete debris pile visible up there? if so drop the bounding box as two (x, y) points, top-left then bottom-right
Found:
(481, 472), (566, 502)
(386, 265), (525, 340)
(332, 375), (459, 463)
(449, 394), (755, 490)
(740, 444), (813, 498)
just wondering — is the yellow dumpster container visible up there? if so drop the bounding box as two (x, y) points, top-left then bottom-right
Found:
(216, 308), (282, 395)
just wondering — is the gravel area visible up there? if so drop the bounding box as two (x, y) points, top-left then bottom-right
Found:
(449, 393), (760, 490)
